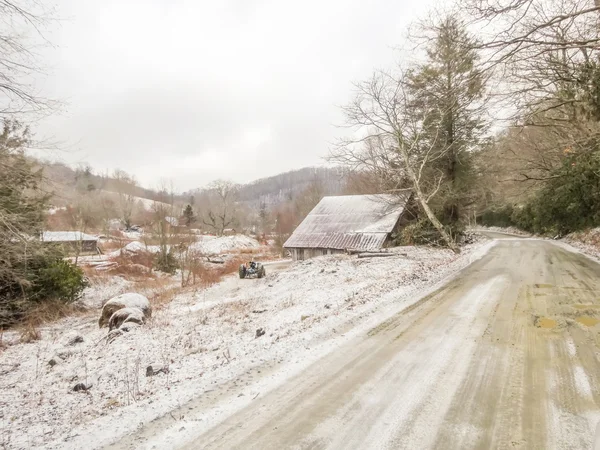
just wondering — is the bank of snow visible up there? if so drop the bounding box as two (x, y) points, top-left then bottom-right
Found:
(562, 228), (600, 261)
(0, 240), (493, 450)
(472, 225), (531, 237)
(190, 235), (260, 255)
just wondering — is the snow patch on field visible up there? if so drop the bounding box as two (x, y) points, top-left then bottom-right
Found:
(189, 235), (260, 255)
(105, 235), (261, 258)
(80, 276), (132, 308)
(0, 240), (492, 450)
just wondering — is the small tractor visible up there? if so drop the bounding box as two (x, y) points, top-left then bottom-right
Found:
(239, 261), (266, 279)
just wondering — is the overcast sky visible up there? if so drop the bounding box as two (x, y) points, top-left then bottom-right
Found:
(37, 0), (438, 191)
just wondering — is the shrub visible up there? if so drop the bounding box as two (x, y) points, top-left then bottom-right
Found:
(508, 147), (600, 236)
(483, 144), (600, 236)
(0, 253), (89, 327)
(0, 120), (88, 327)
(34, 259), (88, 303)
(531, 150), (600, 234)
(397, 218), (464, 247)
(154, 250), (179, 274)
(478, 205), (515, 228)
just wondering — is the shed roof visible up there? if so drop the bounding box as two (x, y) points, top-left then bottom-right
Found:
(284, 191), (411, 251)
(42, 231), (98, 242)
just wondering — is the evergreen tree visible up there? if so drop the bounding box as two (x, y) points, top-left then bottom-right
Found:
(258, 201), (269, 234)
(183, 204), (196, 227)
(408, 17), (487, 222)
(0, 120), (86, 326)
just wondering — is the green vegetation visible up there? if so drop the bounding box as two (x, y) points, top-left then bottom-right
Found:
(34, 259), (88, 304)
(154, 250), (179, 274)
(0, 121), (88, 326)
(398, 218), (465, 247)
(482, 143), (600, 236)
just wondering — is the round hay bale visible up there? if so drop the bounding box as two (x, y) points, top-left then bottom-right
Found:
(99, 293), (151, 328)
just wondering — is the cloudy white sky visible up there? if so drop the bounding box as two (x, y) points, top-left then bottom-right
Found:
(38, 0), (439, 191)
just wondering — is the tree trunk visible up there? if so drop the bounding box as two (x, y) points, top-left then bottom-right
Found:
(399, 138), (460, 254)
(418, 192), (460, 253)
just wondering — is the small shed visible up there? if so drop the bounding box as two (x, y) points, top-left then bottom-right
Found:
(284, 192), (412, 261)
(41, 231), (99, 255)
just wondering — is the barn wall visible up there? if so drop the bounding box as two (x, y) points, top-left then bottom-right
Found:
(289, 247), (346, 261)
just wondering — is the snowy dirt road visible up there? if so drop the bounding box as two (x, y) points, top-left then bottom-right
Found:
(173, 238), (600, 449)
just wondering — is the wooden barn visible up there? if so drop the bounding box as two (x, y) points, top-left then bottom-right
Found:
(41, 231), (99, 255)
(284, 192), (412, 261)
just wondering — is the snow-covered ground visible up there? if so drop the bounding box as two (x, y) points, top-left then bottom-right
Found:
(189, 235), (260, 255)
(104, 235), (261, 258)
(475, 225), (600, 262)
(0, 239), (493, 449)
(98, 191), (171, 212)
(562, 227), (600, 260)
(472, 225), (530, 236)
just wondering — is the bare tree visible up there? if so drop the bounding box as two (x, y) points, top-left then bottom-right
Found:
(151, 198), (177, 274)
(113, 169), (138, 229)
(99, 194), (117, 237)
(293, 176), (326, 221)
(202, 180), (239, 236)
(460, 0), (600, 124)
(454, 0), (600, 211)
(0, 1), (56, 117)
(67, 197), (95, 264)
(332, 70), (460, 252)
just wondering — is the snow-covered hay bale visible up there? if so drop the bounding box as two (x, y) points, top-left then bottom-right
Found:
(108, 307), (146, 331)
(98, 293), (151, 328)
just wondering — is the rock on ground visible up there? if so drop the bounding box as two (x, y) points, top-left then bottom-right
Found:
(146, 364), (169, 377)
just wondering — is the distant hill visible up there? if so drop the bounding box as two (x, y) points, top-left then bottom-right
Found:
(39, 159), (349, 212)
(184, 167), (347, 208)
(38, 161), (170, 207)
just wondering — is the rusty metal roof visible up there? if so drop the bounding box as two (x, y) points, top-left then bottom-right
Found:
(284, 192), (411, 251)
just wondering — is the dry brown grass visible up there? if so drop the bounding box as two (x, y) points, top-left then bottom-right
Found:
(112, 251), (154, 270)
(89, 250), (156, 281)
(233, 246), (280, 261)
(215, 299), (256, 325)
(193, 266), (223, 287)
(16, 300), (87, 343)
(24, 299), (86, 326)
(19, 324), (42, 343)
(571, 229), (600, 248)
(132, 277), (180, 310)
(143, 256), (248, 309)
(195, 256), (247, 288)
(109, 262), (153, 279)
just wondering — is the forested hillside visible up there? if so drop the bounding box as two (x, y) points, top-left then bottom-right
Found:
(234, 167), (345, 206)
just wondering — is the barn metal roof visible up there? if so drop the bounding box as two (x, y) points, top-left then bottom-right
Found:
(41, 231), (98, 242)
(284, 192), (411, 251)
